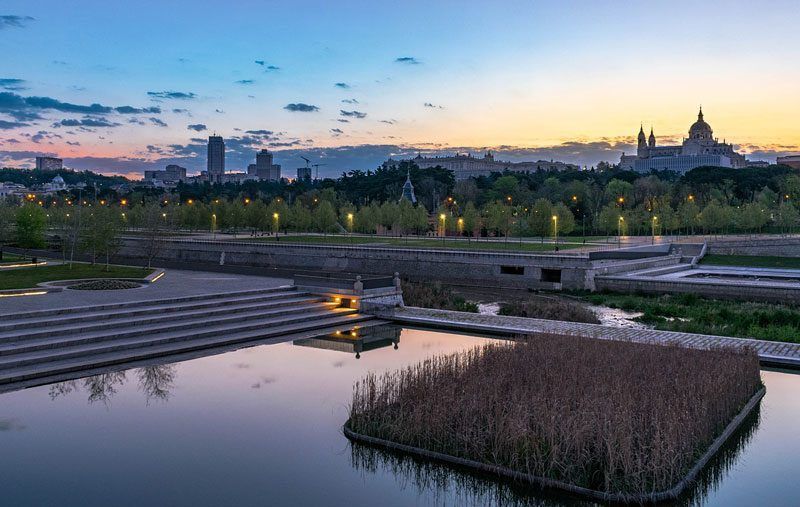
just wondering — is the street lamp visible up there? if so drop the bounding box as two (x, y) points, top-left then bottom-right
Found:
(439, 213), (446, 241)
(211, 213), (217, 239)
(273, 212), (280, 235)
(457, 217), (464, 236)
(651, 215), (658, 244)
(618, 216), (624, 248)
(552, 215), (558, 249)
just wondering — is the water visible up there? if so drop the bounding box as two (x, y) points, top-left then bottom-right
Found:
(1, 328), (798, 506)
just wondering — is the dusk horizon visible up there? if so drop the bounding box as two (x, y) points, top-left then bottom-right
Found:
(3, 1), (799, 178)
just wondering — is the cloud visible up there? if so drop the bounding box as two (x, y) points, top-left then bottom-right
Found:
(256, 61), (280, 71)
(128, 117), (145, 125)
(115, 105), (161, 114)
(284, 103), (319, 112)
(331, 128), (344, 135)
(340, 110), (366, 119)
(187, 123), (207, 131)
(215, 108), (224, 114)
(341, 98), (358, 104)
(0, 78), (26, 91)
(0, 91), (159, 121)
(172, 108), (190, 114)
(0, 15), (34, 29)
(334, 82), (351, 89)
(337, 119), (349, 123)
(395, 56), (420, 65)
(149, 117), (168, 127)
(147, 91), (196, 100)
(51, 117), (121, 128)
(380, 119), (396, 125)
(424, 102), (444, 109)
(245, 129), (274, 136)
(66, 141), (80, 146)
(235, 79), (255, 85)
(0, 119), (28, 129)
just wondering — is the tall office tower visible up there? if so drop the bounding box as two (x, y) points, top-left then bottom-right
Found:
(35, 156), (63, 171)
(297, 167), (312, 180)
(256, 149), (281, 181)
(207, 135), (225, 183)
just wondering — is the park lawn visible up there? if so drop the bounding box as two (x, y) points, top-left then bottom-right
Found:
(238, 234), (584, 252)
(701, 254), (800, 270)
(0, 253), (27, 265)
(582, 292), (800, 343)
(0, 263), (153, 290)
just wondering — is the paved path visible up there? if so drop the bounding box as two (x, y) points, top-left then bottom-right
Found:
(387, 307), (800, 368)
(0, 269), (292, 315)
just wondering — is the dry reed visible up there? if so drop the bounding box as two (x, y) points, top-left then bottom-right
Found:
(348, 334), (761, 497)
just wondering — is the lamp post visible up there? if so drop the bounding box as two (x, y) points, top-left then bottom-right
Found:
(347, 212), (354, 245)
(273, 212), (280, 236)
(618, 216), (624, 248)
(552, 215), (558, 249)
(457, 217), (464, 236)
(439, 213), (446, 243)
(651, 215), (658, 245)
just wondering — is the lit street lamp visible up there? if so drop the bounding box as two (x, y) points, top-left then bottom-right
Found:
(651, 215), (658, 245)
(552, 215), (558, 248)
(439, 213), (446, 242)
(618, 216), (624, 248)
(273, 212), (280, 235)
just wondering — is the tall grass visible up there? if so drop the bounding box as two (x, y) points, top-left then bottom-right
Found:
(348, 335), (761, 497)
(402, 281), (479, 313)
(585, 292), (800, 343)
(498, 298), (599, 324)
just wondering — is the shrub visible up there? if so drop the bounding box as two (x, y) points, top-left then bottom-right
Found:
(348, 335), (762, 497)
(498, 298), (599, 324)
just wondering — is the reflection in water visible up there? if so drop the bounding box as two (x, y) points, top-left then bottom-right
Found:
(293, 325), (402, 359)
(349, 405), (762, 507)
(47, 365), (176, 406)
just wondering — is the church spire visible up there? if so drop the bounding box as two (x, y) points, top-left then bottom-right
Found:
(648, 127), (656, 148)
(698, 106), (704, 121)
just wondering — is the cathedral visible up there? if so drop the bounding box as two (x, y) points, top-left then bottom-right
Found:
(620, 108), (747, 173)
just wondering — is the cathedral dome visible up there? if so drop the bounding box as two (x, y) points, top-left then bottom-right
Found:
(688, 107), (713, 140)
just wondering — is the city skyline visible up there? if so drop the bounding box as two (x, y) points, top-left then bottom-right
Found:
(2, 0), (799, 178)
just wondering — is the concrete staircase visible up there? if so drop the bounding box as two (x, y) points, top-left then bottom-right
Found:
(0, 285), (386, 388)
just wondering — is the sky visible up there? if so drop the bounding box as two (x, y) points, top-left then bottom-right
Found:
(1, 0), (799, 179)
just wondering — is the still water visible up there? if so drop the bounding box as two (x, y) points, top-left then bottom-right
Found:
(1, 327), (798, 506)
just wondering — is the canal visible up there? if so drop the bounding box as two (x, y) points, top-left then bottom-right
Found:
(1, 327), (797, 506)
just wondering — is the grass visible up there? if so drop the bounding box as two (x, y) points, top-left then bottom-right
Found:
(498, 297), (600, 324)
(0, 263), (153, 290)
(0, 253), (27, 264)
(583, 292), (800, 343)
(402, 281), (479, 313)
(701, 254), (800, 269)
(236, 234), (584, 253)
(348, 335), (761, 498)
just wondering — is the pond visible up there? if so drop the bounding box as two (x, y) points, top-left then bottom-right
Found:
(1, 327), (797, 506)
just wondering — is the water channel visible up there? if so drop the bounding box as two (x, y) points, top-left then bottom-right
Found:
(1, 327), (797, 506)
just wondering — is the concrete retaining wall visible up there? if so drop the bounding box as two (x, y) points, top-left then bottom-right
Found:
(595, 276), (800, 304)
(707, 237), (800, 257)
(119, 237), (603, 290)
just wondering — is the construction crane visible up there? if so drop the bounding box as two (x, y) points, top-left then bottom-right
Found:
(312, 163), (327, 180)
(300, 156), (310, 168)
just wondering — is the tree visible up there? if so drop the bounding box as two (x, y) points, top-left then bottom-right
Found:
(289, 201), (312, 232)
(552, 202), (576, 236)
(461, 202), (481, 238)
(776, 201), (800, 234)
(16, 203), (47, 249)
(0, 203), (16, 257)
(698, 201), (732, 235)
(139, 204), (167, 268)
(313, 200), (338, 234)
(528, 198), (553, 242)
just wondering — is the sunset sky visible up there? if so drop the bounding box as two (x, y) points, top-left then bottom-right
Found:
(2, 0), (799, 178)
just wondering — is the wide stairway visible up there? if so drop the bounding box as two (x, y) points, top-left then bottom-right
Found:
(0, 285), (387, 388)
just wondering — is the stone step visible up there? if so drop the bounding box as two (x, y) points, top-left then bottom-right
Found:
(0, 301), (336, 356)
(0, 296), (328, 341)
(0, 289), (314, 332)
(3, 285), (297, 321)
(0, 308), (365, 370)
(0, 314), (383, 385)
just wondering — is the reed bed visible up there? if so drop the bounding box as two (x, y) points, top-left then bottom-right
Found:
(498, 298), (600, 324)
(402, 281), (479, 313)
(348, 334), (761, 497)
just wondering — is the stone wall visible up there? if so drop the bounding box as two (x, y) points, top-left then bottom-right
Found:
(595, 276), (800, 304)
(706, 237), (800, 257)
(119, 237), (601, 290)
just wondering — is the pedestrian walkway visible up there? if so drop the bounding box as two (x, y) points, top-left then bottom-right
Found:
(386, 307), (800, 369)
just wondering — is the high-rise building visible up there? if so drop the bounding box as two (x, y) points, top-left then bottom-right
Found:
(247, 163), (257, 175)
(35, 156), (63, 171)
(297, 167), (312, 180)
(207, 135), (225, 183)
(255, 149), (281, 181)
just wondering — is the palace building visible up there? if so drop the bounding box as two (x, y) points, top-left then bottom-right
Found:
(620, 108), (748, 173)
